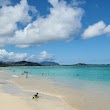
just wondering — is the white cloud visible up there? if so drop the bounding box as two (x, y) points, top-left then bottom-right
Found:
(82, 21), (110, 39)
(0, 0), (84, 48)
(0, 49), (55, 62)
(0, 49), (28, 62)
(12, 0), (83, 47)
(38, 51), (55, 62)
(0, 0), (36, 39)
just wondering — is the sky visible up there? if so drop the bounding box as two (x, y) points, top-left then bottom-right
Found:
(0, 0), (110, 64)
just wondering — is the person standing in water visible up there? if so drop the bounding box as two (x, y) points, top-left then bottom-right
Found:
(25, 72), (28, 78)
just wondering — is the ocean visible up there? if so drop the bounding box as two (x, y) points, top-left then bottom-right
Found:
(2, 65), (110, 84)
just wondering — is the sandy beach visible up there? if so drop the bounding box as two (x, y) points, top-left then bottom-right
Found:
(0, 69), (110, 110)
(0, 93), (34, 110)
(0, 70), (76, 110)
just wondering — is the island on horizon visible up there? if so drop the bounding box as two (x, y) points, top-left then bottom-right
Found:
(0, 61), (110, 67)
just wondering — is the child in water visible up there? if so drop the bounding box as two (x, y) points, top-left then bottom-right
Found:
(32, 93), (39, 99)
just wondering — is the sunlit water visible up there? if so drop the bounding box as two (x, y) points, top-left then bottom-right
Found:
(1, 65), (110, 83)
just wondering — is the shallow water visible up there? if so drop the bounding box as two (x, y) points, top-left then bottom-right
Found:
(2, 65), (110, 81)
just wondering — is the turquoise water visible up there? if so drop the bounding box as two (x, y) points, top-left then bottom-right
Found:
(1, 66), (110, 87)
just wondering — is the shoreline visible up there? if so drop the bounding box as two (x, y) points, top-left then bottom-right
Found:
(1, 68), (110, 110)
(0, 70), (76, 110)
(12, 71), (110, 110)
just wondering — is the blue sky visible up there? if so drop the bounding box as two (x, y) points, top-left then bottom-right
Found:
(0, 0), (110, 64)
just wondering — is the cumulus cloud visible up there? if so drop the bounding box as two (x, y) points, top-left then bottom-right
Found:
(82, 21), (110, 39)
(0, 0), (84, 47)
(38, 51), (55, 62)
(0, 49), (28, 62)
(12, 0), (83, 47)
(0, 49), (55, 62)
(0, 0), (36, 38)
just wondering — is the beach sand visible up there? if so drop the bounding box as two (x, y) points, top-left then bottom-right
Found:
(0, 93), (34, 110)
(0, 70), (76, 110)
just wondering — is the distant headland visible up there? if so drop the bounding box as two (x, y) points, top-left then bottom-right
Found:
(0, 61), (60, 67)
(0, 61), (110, 67)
